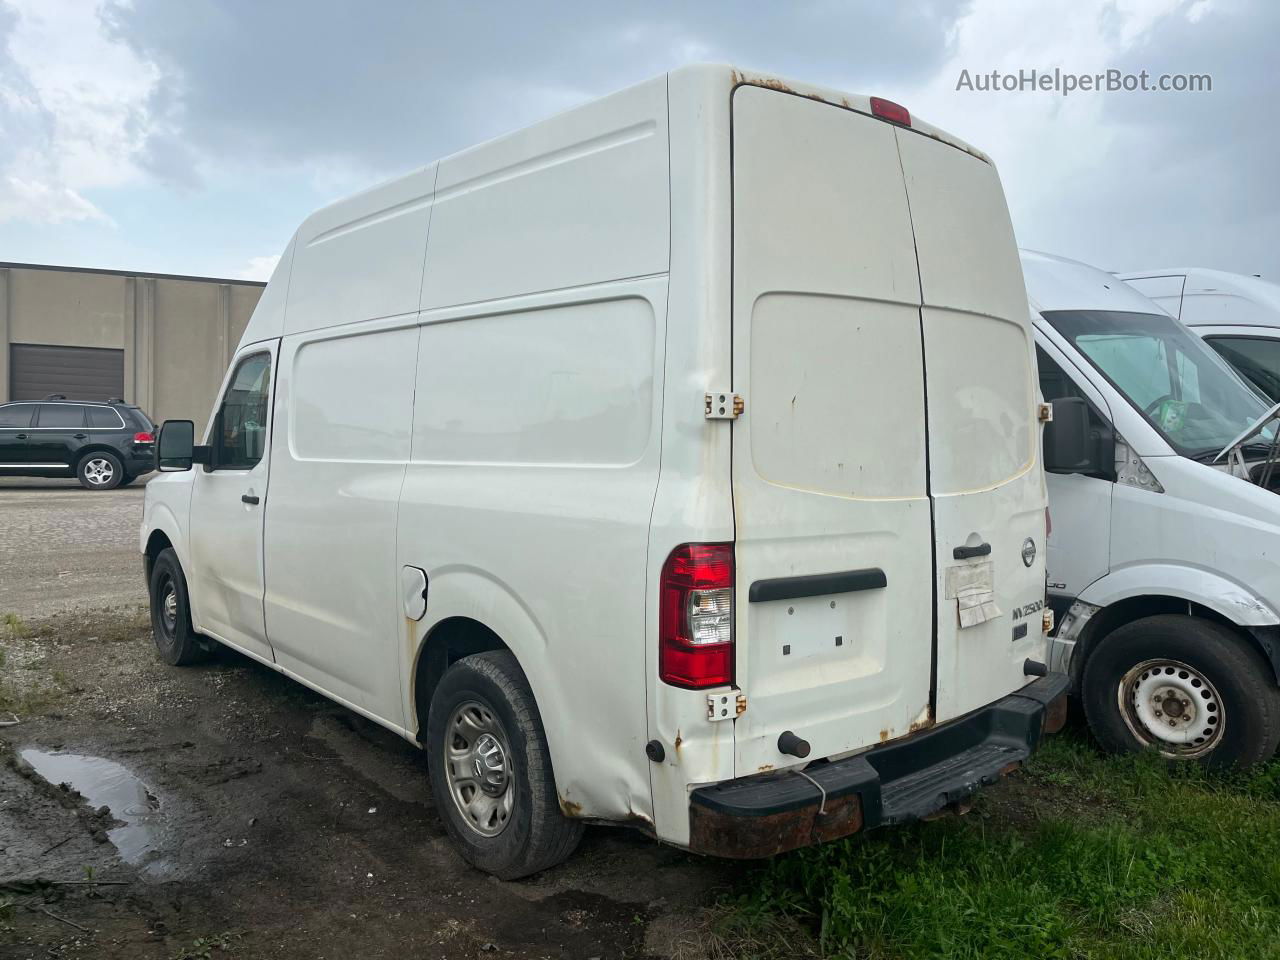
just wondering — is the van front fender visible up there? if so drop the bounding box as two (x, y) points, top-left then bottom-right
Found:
(1078, 564), (1280, 627)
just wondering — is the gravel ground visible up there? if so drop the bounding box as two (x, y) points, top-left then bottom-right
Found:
(0, 478), (150, 619)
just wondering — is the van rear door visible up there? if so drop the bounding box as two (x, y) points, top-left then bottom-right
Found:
(730, 86), (934, 775)
(894, 131), (1046, 723)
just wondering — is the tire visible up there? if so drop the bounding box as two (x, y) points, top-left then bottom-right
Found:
(426, 651), (583, 879)
(77, 451), (123, 490)
(149, 548), (207, 666)
(1082, 615), (1280, 769)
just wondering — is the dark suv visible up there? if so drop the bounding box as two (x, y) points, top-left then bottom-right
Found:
(0, 397), (156, 490)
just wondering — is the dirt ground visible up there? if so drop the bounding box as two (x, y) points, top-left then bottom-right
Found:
(0, 608), (734, 959)
(0, 481), (735, 958)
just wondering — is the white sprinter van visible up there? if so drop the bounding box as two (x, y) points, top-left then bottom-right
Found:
(1118, 268), (1280, 401)
(141, 65), (1067, 878)
(1028, 250), (1280, 768)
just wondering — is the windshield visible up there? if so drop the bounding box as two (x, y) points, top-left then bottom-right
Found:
(1041, 309), (1274, 458)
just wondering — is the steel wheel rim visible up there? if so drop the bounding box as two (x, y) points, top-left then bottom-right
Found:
(84, 458), (115, 485)
(444, 699), (514, 838)
(161, 581), (178, 636)
(1118, 658), (1224, 758)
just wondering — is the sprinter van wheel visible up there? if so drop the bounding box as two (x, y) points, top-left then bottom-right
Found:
(78, 451), (123, 490)
(149, 548), (207, 666)
(1082, 615), (1280, 768)
(426, 651), (583, 879)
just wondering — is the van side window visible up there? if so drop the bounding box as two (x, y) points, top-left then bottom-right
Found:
(1203, 336), (1280, 402)
(211, 353), (272, 470)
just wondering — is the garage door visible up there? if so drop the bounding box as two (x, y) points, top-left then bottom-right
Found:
(9, 343), (125, 402)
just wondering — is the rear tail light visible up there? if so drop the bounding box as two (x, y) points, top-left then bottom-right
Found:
(659, 543), (734, 689)
(133, 432), (155, 443)
(1045, 506), (1052, 538)
(870, 96), (911, 127)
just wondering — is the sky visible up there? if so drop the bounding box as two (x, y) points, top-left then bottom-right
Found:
(0, 0), (1274, 282)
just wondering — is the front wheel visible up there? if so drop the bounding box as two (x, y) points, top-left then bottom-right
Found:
(149, 548), (207, 666)
(77, 451), (123, 490)
(1082, 615), (1280, 769)
(425, 651), (582, 879)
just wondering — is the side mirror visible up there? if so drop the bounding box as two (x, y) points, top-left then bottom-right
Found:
(1043, 398), (1094, 474)
(157, 420), (200, 471)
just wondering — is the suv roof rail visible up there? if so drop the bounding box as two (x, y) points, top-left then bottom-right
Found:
(43, 393), (67, 401)
(105, 397), (125, 404)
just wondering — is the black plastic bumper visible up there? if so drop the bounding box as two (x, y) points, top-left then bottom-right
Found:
(687, 673), (1069, 858)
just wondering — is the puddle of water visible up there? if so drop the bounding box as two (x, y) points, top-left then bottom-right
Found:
(21, 748), (165, 869)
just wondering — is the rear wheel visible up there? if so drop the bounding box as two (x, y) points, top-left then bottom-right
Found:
(1082, 615), (1280, 769)
(426, 651), (582, 879)
(77, 451), (122, 490)
(149, 548), (207, 666)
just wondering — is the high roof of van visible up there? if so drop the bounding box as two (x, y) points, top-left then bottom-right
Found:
(242, 65), (993, 349)
(1019, 249), (1162, 316)
(1114, 267), (1280, 325)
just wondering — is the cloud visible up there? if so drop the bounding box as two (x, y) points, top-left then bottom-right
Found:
(236, 253), (279, 281)
(0, 0), (161, 225)
(898, 0), (1279, 277)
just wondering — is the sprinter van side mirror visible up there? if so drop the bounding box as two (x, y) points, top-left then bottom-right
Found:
(1043, 398), (1093, 473)
(156, 419), (209, 471)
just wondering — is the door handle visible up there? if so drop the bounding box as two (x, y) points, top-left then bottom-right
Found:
(241, 494), (260, 505)
(73, 433), (87, 439)
(15, 433), (28, 440)
(953, 542), (992, 560)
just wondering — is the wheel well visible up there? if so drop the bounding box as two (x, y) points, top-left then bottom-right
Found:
(1077, 594), (1280, 685)
(143, 530), (173, 584)
(75, 444), (126, 465)
(412, 617), (509, 743)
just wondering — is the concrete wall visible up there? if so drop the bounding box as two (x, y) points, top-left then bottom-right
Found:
(0, 263), (265, 435)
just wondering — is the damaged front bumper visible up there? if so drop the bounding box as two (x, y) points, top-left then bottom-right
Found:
(687, 673), (1069, 859)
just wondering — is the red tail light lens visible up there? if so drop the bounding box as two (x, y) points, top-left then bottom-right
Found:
(870, 96), (911, 127)
(133, 432), (155, 443)
(659, 543), (734, 689)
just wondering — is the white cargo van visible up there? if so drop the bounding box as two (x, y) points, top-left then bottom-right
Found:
(1118, 268), (1280, 401)
(141, 65), (1066, 878)
(1028, 250), (1280, 767)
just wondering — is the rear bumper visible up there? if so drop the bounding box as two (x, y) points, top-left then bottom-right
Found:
(687, 673), (1069, 859)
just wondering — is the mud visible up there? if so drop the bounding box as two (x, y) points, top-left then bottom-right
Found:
(0, 609), (730, 958)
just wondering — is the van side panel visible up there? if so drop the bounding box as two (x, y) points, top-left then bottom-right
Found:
(284, 165), (439, 336)
(398, 279), (667, 824)
(420, 78), (669, 311)
(263, 321), (419, 726)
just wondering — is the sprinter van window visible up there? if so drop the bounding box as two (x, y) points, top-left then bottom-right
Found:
(211, 352), (271, 470)
(1042, 309), (1274, 459)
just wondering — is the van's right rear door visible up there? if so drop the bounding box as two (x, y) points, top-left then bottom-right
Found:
(730, 86), (934, 776)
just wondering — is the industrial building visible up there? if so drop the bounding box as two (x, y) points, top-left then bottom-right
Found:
(0, 262), (265, 434)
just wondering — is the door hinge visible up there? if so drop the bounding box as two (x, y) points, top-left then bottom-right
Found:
(705, 391), (744, 420)
(708, 690), (747, 721)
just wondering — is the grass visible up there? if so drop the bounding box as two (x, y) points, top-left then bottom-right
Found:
(716, 732), (1280, 959)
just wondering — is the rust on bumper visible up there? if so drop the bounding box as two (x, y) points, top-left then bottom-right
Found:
(688, 792), (863, 859)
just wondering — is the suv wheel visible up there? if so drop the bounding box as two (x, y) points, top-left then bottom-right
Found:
(1082, 615), (1280, 769)
(149, 548), (207, 666)
(78, 451), (123, 490)
(426, 651), (583, 879)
